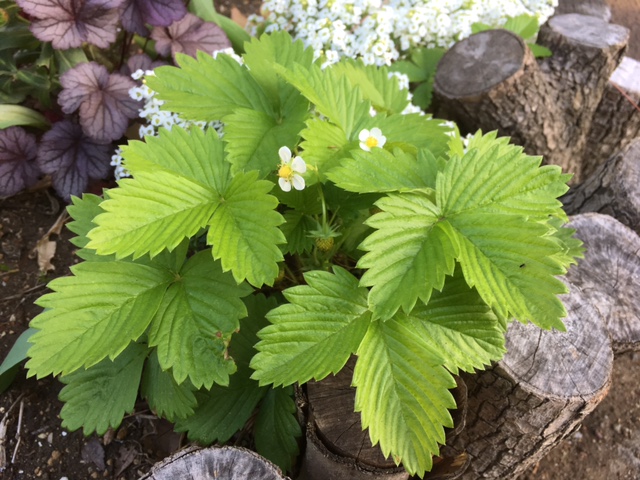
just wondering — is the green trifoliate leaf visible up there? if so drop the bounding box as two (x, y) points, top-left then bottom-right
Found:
(358, 191), (457, 320)
(251, 267), (371, 386)
(147, 51), (273, 120)
(353, 318), (456, 477)
(407, 271), (506, 374)
(148, 250), (251, 389)
(255, 386), (301, 472)
(87, 128), (227, 259)
(331, 59), (409, 114)
(27, 261), (172, 378)
(207, 170), (285, 287)
(141, 351), (197, 422)
(59, 342), (147, 435)
(276, 62), (370, 139)
(298, 118), (353, 181)
(327, 147), (434, 193)
(449, 213), (567, 330)
(375, 113), (452, 159)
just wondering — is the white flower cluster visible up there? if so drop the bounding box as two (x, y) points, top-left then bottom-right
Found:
(247, 0), (557, 67)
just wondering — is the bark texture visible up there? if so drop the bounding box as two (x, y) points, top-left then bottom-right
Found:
(563, 138), (640, 232)
(440, 289), (613, 479)
(140, 446), (288, 479)
(433, 14), (630, 184)
(556, 0), (611, 20)
(565, 213), (640, 353)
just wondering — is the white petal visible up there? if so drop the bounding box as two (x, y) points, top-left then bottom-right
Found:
(278, 177), (292, 192)
(291, 156), (307, 173)
(359, 142), (370, 152)
(278, 146), (292, 163)
(292, 174), (305, 191)
(377, 134), (387, 148)
(358, 129), (370, 142)
(370, 127), (382, 137)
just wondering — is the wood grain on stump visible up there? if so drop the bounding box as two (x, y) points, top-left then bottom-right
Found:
(441, 288), (613, 479)
(556, 0), (611, 20)
(565, 213), (640, 353)
(433, 14), (629, 184)
(140, 446), (288, 480)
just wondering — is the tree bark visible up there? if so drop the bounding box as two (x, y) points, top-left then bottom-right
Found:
(298, 357), (469, 480)
(440, 287), (613, 479)
(562, 138), (640, 232)
(433, 14), (629, 184)
(565, 213), (640, 354)
(140, 445), (288, 480)
(555, 0), (611, 20)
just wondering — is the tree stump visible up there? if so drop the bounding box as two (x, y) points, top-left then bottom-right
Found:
(555, 0), (611, 20)
(298, 357), (469, 480)
(433, 14), (630, 184)
(440, 286), (613, 479)
(140, 445), (288, 480)
(565, 213), (640, 353)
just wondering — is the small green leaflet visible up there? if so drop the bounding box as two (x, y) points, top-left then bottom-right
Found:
(148, 250), (251, 389)
(255, 386), (301, 473)
(27, 261), (172, 378)
(375, 113), (451, 160)
(147, 51), (273, 120)
(141, 351), (197, 422)
(66, 193), (114, 262)
(59, 342), (147, 435)
(251, 267), (371, 386)
(353, 318), (456, 477)
(298, 119), (353, 181)
(280, 210), (316, 254)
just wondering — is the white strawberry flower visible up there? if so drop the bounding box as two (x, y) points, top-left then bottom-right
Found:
(359, 127), (386, 151)
(277, 146), (306, 192)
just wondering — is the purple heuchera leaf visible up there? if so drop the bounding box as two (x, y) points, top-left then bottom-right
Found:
(0, 127), (41, 197)
(151, 13), (231, 59)
(58, 62), (141, 143)
(120, 0), (187, 36)
(37, 121), (112, 201)
(16, 0), (124, 50)
(120, 53), (167, 78)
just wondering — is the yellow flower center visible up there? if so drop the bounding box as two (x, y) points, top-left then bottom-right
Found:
(278, 164), (293, 179)
(365, 136), (378, 148)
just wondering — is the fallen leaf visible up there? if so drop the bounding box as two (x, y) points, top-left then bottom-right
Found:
(231, 7), (247, 28)
(35, 237), (56, 273)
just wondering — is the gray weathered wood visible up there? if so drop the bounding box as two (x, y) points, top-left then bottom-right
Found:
(565, 213), (640, 353)
(433, 14), (630, 184)
(140, 446), (288, 480)
(440, 287), (613, 479)
(555, 0), (611, 21)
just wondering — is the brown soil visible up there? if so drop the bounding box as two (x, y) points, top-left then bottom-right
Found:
(1, 2), (639, 480)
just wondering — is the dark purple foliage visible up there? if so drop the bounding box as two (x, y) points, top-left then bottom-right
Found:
(0, 127), (41, 197)
(151, 13), (231, 59)
(120, 0), (187, 36)
(58, 62), (141, 143)
(37, 121), (112, 201)
(120, 53), (168, 78)
(16, 0), (124, 50)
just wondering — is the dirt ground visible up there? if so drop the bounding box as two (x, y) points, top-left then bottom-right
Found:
(0, 1), (639, 480)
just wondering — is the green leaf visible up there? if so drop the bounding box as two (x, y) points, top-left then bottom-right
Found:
(326, 147), (434, 193)
(471, 22), (492, 34)
(390, 47), (445, 83)
(251, 267), (371, 386)
(503, 14), (539, 40)
(148, 250), (251, 389)
(188, 0), (250, 52)
(412, 80), (435, 110)
(27, 261), (172, 378)
(547, 218), (584, 268)
(255, 386), (301, 472)
(353, 318), (456, 477)
(376, 113), (451, 160)
(276, 62), (370, 139)
(331, 60), (409, 114)
(0, 328), (35, 393)
(358, 191), (457, 320)
(87, 128), (227, 259)
(147, 52), (273, 121)
(207, 170), (285, 287)
(141, 350), (197, 422)
(528, 43), (552, 58)
(280, 210), (316, 254)
(59, 342), (147, 435)
(0, 105), (49, 129)
(53, 48), (88, 74)
(407, 271), (506, 374)
(298, 118), (353, 181)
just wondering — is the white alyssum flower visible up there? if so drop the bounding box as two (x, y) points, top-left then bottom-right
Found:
(277, 146), (306, 192)
(359, 128), (386, 151)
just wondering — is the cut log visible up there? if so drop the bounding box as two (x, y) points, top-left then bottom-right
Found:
(433, 14), (630, 184)
(140, 445), (288, 480)
(563, 138), (640, 232)
(298, 357), (469, 480)
(440, 286), (613, 479)
(555, 0), (611, 20)
(565, 213), (640, 353)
